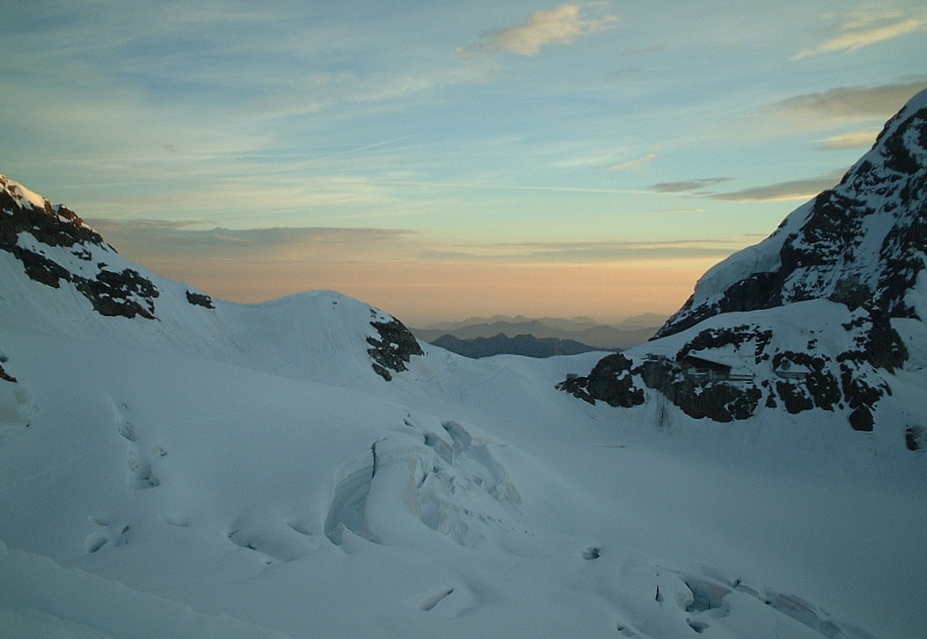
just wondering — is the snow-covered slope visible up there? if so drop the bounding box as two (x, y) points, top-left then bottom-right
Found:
(0, 173), (423, 389)
(1, 149), (926, 639)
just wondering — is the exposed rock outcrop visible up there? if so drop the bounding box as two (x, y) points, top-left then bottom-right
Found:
(185, 290), (215, 309)
(1, 175), (161, 320)
(367, 315), (424, 381)
(559, 308), (893, 426)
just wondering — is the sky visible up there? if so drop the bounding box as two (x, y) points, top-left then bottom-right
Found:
(2, 1), (926, 325)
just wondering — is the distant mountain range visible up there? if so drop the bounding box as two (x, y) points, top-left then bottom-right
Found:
(429, 332), (611, 359)
(412, 313), (666, 353)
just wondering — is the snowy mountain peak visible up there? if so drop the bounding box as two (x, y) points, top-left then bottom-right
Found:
(0, 173), (422, 383)
(2, 173), (62, 214)
(657, 88), (927, 337)
(0, 174), (111, 254)
(561, 90), (927, 433)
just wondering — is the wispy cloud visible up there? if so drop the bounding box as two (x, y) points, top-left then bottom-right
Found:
(607, 153), (658, 171)
(792, 10), (926, 60)
(89, 220), (417, 262)
(770, 81), (927, 121)
(814, 131), (877, 151)
(94, 218), (740, 267)
(651, 178), (732, 193)
(458, 4), (618, 58)
(710, 169), (846, 202)
(89, 219), (416, 276)
(421, 238), (744, 264)
(243, 67), (469, 119)
(652, 208), (706, 214)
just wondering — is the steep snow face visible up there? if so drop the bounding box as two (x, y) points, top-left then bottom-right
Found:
(658, 88), (927, 337)
(0, 174), (421, 385)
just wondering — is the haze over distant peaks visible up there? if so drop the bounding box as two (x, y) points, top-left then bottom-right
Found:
(412, 313), (666, 351)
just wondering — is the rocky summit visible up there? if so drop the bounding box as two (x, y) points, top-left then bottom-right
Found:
(560, 89), (927, 434)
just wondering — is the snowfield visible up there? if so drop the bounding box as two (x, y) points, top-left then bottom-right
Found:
(1, 268), (925, 638)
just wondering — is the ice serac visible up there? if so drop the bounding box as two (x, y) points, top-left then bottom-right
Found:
(0, 174), (422, 382)
(561, 88), (927, 431)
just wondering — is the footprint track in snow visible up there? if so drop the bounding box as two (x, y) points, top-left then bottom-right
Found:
(84, 516), (131, 554)
(415, 582), (477, 617)
(418, 587), (454, 612)
(109, 400), (161, 489)
(126, 446), (159, 489)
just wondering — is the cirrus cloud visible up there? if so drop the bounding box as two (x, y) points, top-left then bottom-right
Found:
(419, 238), (741, 264)
(607, 153), (658, 171)
(88, 220), (417, 262)
(651, 177), (732, 193)
(771, 81), (927, 120)
(458, 4), (619, 59)
(710, 169), (846, 202)
(792, 10), (927, 60)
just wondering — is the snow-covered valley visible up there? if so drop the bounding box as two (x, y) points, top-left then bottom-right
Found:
(2, 90), (927, 639)
(3, 307), (924, 639)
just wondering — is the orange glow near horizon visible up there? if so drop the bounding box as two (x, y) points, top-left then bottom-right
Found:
(139, 254), (715, 325)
